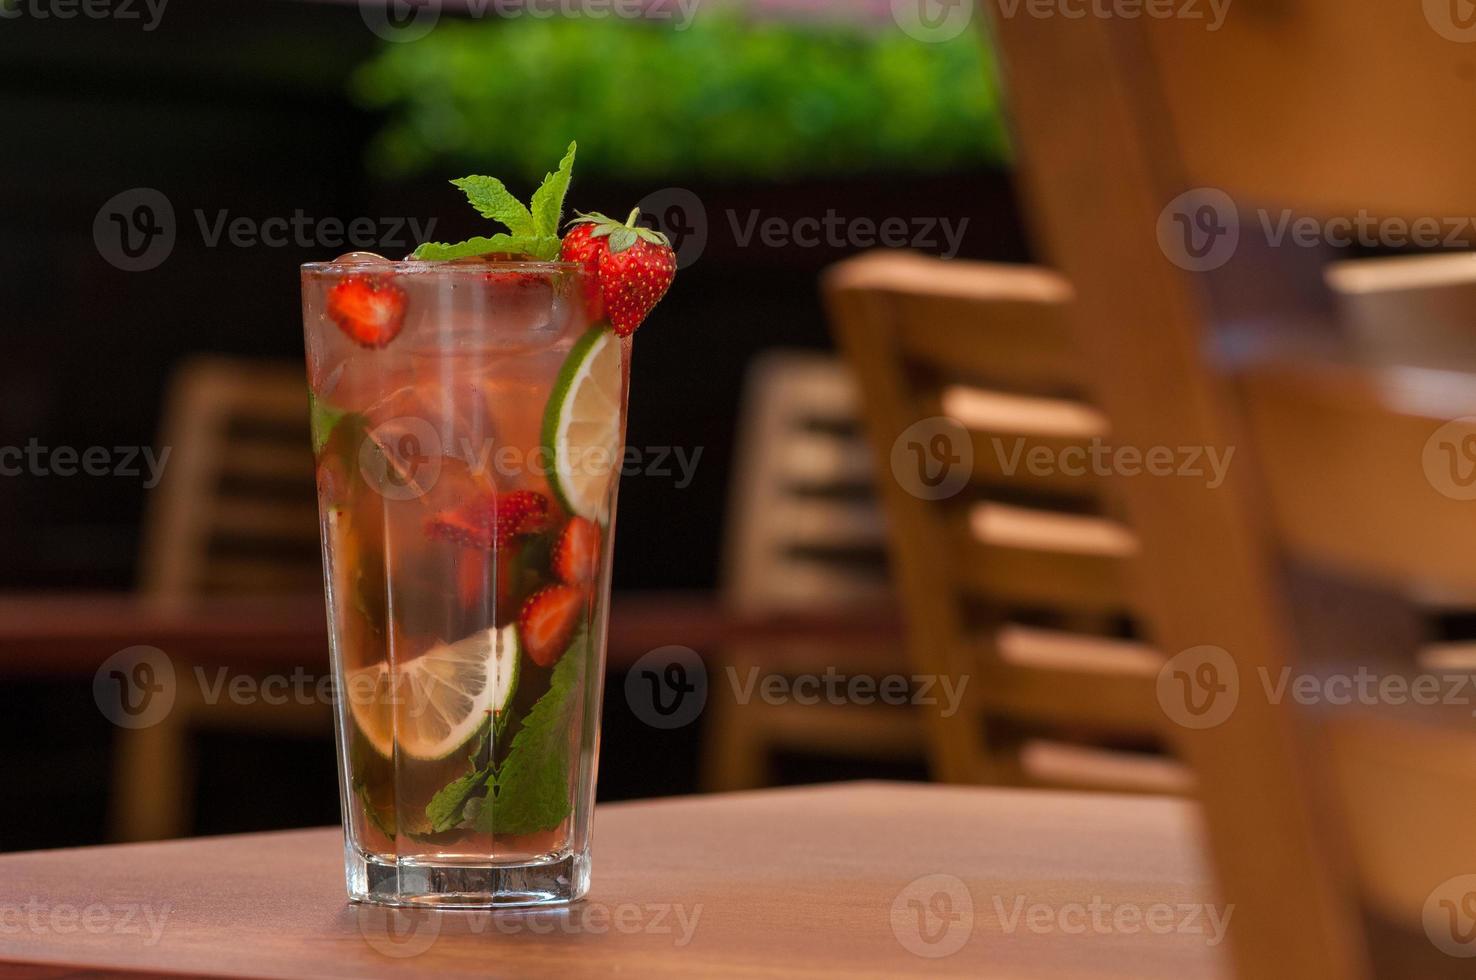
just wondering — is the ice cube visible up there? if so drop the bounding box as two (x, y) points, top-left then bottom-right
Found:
(360, 376), (495, 492)
(333, 251), (392, 266)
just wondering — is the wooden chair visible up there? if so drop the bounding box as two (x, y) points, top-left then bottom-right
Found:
(139, 356), (321, 603)
(825, 252), (1189, 794)
(117, 356), (325, 841)
(703, 351), (924, 790)
(991, 3), (1476, 976)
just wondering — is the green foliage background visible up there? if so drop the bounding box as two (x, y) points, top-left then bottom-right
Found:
(353, 15), (1009, 182)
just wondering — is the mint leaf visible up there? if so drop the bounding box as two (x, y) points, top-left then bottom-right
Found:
(307, 389), (346, 455)
(355, 779), (397, 838)
(423, 723), (494, 833)
(475, 631), (586, 835)
(412, 143), (576, 262)
(411, 234), (560, 261)
(529, 141), (577, 239)
(451, 176), (535, 237)
(426, 767), (492, 833)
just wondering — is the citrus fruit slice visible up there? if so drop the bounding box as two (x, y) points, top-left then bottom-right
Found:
(347, 625), (521, 760)
(542, 326), (623, 521)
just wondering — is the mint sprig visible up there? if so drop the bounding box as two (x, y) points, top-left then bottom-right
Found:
(411, 234), (560, 262)
(411, 141), (577, 262)
(424, 725), (492, 833)
(453, 176), (534, 234)
(478, 633), (585, 835)
(421, 628), (587, 836)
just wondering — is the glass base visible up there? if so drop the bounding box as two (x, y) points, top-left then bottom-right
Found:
(346, 844), (590, 909)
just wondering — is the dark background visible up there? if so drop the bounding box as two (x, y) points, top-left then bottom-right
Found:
(0, 0), (1028, 849)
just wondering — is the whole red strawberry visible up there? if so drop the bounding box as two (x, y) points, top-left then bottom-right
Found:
(559, 223), (607, 320)
(561, 209), (675, 337)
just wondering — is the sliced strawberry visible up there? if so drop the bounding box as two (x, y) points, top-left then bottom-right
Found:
(552, 516), (601, 586)
(326, 276), (407, 348)
(425, 491), (496, 549)
(495, 490), (552, 542)
(519, 584), (585, 668)
(425, 490), (550, 551)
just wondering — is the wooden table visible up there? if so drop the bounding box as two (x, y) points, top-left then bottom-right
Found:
(0, 783), (1229, 979)
(0, 592), (905, 843)
(0, 592), (903, 676)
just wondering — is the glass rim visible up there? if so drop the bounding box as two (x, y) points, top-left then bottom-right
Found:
(301, 258), (582, 277)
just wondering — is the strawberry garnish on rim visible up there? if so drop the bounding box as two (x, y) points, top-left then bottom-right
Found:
(559, 223), (608, 320)
(326, 276), (408, 348)
(552, 516), (601, 586)
(561, 208), (676, 337)
(425, 489), (551, 551)
(519, 584), (586, 668)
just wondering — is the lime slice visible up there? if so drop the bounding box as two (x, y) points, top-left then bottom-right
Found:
(347, 625), (521, 761)
(542, 326), (623, 521)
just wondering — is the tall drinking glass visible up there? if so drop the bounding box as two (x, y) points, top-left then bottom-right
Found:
(301, 257), (625, 907)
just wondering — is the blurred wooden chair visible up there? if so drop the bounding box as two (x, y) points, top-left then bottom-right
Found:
(139, 356), (321, 602)
(117, 356), (323, 841)
(1231, 363), (1476, 980)
(993, 2), (1476, 976)
(825, 252), (1189, 794)
(703, 351), (924, 790)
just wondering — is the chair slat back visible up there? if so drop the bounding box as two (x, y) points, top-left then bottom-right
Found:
(1240, 364), (1476, 596)
(140, 357), (319, 603)
(721, 351), (891, 614)
(990, 4), (1476, 976)
(826, 252), (1173, 790)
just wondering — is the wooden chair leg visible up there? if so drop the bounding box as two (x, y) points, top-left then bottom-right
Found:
(921, 704), (991, 785)
(108, 685), (196, 842)
(700, 682), (770, 792)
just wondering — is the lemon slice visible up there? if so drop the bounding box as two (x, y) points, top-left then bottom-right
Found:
(347, 625), (521, 761)
(542, 326), (623, 521)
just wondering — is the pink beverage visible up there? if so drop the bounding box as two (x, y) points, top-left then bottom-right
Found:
(302, 255), (627, 907)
